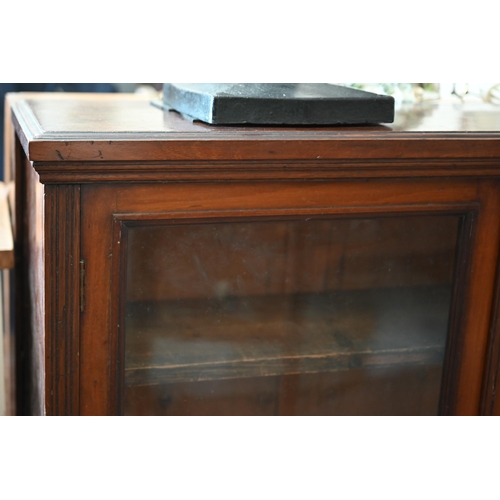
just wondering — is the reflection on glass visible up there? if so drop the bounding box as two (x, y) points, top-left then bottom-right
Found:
(123, 216), (459, 415)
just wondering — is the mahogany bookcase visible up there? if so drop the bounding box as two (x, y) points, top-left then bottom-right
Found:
(5, 92), (500, 415)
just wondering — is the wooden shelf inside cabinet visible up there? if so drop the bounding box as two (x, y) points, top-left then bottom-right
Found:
(124, 285), (451, 386)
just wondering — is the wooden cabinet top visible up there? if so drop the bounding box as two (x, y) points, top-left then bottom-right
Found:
(8, 92), (500, 183)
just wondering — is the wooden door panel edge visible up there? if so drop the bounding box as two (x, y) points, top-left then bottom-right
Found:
(452, 180), (500, 415)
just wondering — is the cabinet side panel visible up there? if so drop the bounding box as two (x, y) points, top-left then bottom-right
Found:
(44, 184), (81, 416)
(15, 154), (45, 415)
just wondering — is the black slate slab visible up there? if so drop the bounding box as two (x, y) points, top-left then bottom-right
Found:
(161, 83), (395, 125)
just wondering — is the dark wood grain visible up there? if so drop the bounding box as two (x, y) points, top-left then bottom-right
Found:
(44, 184), (81, 416)
(15, 153), (45, 415)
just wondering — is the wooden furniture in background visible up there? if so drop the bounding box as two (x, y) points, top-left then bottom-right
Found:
(5, 92), (500, 415)
(0, 181), (14, 416)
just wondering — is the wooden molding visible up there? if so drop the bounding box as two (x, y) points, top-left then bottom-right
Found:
(44, 185), (81, 415)
(30, 158), (500, 184)
(10, 96), (500, 165)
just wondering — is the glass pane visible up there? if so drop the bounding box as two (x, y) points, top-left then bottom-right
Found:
(123, 215), (460, 415)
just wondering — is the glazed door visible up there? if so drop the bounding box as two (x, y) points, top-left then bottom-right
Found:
(80, 179), (500, 415)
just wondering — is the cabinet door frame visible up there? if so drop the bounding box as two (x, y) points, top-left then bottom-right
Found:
(78, 178), (500, 416)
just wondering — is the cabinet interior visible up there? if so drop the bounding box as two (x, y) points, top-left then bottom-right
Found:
(122, 215), (460, 415)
